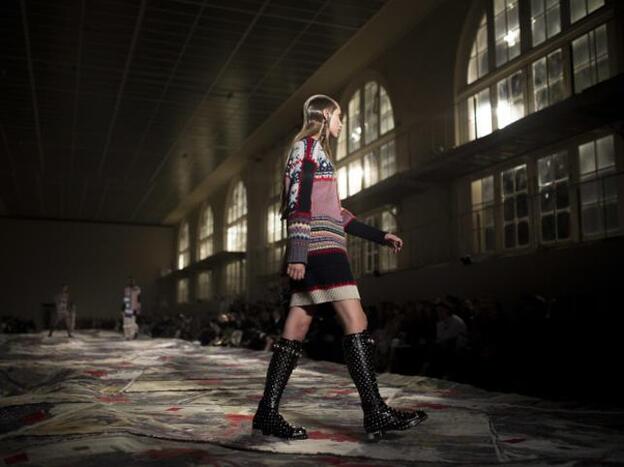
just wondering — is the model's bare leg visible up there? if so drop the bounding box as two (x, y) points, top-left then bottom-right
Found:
(282, 305), (315, 341)
(332, 299), (367, 334)
(252, 305), (315, 440)
(332, 299), (427, 439)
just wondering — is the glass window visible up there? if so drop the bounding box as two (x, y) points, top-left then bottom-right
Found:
(348, 235), (363, 277)
(578, 135), (619, 237)
(532, 48), (565, 111)
(197, 205), (214, 261)
(494, 0), (521, 67)
(177, 221), (190, 270)
(497, 70), (525, 128)
(348, 90), (362, 153)
(537, 152), (570, 242)
(501, 164), (530, 248)
(471, 175), (496, 253)
(572, 24), (609, 94)
(197, 271), (213, 301)
(570, 0), (605, 23)
(226, 181), (247, 252)
(272, 157), (283, 198)
(363, 214), (380, 274)
(225, 259), (246, 297)
(467, 88), (492, 141)
(531, 0), (561, 47)
(267, 201), (286, 244)
(176, 278), (189, 304)
(468, 15), (490, 84)
(364, 81), (379, 145)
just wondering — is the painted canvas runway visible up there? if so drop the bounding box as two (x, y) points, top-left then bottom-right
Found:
(1, 331), (622, 466)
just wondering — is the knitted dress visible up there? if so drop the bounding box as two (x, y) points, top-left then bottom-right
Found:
(283, 137), (389, 307)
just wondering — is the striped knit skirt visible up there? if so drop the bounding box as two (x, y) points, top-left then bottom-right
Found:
(288, 250), (360, 307)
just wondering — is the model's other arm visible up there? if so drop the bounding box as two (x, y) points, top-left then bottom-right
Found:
(341, 207), (403, 252)
(286, 140), (317, 265)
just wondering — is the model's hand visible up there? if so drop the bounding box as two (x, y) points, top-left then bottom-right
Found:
(384, 233), (403, 253)
(287, 263), (306, 280)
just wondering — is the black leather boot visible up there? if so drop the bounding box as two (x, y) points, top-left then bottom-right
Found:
(252, 337), (308, 440)
(343, 330), (427, 440)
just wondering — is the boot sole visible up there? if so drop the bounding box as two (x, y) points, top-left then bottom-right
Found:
(366, 413), (428, 440)
(251, 428), (308, 440)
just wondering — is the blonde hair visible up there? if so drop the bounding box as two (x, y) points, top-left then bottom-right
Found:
(280, 94), (340, 218)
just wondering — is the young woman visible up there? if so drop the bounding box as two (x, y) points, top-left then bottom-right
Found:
(252, 95), (427, 440)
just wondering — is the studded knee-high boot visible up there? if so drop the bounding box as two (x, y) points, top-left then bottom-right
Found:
(252, 337), (308, 440)
(343, 330), (427, 440)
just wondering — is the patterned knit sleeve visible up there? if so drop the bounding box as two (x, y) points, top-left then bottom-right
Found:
(341, 207), (388, 245)
(285, 139), (317, 264)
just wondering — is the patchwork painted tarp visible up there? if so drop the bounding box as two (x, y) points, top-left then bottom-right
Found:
(0, 331), (622, 466)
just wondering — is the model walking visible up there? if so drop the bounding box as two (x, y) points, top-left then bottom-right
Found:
(252, 94), (427, 440)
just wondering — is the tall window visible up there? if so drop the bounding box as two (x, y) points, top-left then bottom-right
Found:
(226, 181), (247, 252)
(177, 221), (190, 270)
(176, 278), (189, 304)
(572, 24), (609, 94)
(578, 135), (618, 237)
(531, 0), (561, 47)
(197, 271), (213, 301)
(225, 260), (246, 297)
(570, 0), (605, 23)
(347, 207), (398, 277)
(496, 70), (525, 128)
(537, 152), (571, 242)
(458, 1), (612, 145)
(197, 204), (214, 261)
(494, 0), (521, 67)
(532, 48), (565, 111)
(338, 81), (397, 200)
(471, 175), (496, 253)
(468, 15), (489, 84)
(502, 164), (530, 248)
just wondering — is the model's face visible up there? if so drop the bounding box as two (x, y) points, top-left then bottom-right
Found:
(325, 106), (343, 139)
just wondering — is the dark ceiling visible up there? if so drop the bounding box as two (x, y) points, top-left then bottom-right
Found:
(0, 0), (386, 224)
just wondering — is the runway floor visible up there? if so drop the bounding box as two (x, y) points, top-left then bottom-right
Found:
(0, 331), (622, 466)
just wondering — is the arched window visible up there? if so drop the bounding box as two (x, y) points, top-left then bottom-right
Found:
(225, 180), (247, 252)
(457, 0), (611, 145)
(337, 80), (396, 200)
(197, 204), (214, 261)
(177, 221), (190, 270)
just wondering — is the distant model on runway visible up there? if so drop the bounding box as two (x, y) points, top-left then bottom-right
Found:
(122, 276), (141, 340)
(252, 95), (427, 440)
(49, 284), (75, 337)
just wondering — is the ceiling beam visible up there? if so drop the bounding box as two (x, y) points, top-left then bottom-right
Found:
(20, 0), (46, 178)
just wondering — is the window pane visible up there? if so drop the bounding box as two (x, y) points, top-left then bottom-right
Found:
(364, 81), (379, 144)
(596, 135), (615, 171)
(380, 141), (397, 180)
(573, 25), (610, 94)
(363, 151), (379, 188)
(348, 159), (363, 196)
(348, 90), (362, 152)
(497, 70), (525, 128)
(338, 166), (348, 200)
(379, 86), (395, 134)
